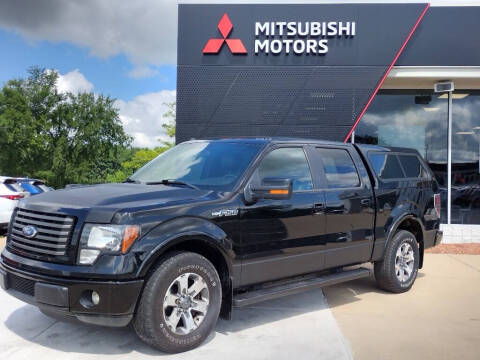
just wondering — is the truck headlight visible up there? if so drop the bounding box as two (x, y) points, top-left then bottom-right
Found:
(78, 224), (140, 265)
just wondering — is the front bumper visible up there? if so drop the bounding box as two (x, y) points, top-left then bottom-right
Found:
(0, 260), (143, 327)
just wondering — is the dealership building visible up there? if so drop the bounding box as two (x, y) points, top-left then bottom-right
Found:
(177, 1), (480, 241)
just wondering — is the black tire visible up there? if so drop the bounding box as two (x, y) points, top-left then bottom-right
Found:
(374, 230), (420, 293)
(133, 252), (222, 353)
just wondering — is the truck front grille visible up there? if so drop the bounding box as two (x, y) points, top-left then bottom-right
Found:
(8, 208), (76, 261)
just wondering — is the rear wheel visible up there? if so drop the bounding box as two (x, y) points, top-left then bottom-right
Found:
(374, 230), (419, 293)
(134, 252), (221, 353)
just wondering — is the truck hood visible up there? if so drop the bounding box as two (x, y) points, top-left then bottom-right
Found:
(19, 183), (219, 223)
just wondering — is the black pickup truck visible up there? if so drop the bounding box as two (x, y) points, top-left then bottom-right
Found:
(0, 138), (442, 353)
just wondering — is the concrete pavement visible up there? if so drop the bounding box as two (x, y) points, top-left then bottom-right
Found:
(0, 234), (479, 359)
(0, 287), (352, 360)
(324, 254), (480, 360)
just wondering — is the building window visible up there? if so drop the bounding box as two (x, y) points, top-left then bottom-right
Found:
(356, 90), (448, 221)
(451, 92), (480, 224)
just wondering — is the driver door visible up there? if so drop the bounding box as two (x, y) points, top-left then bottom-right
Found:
(239, 146), (326, 286)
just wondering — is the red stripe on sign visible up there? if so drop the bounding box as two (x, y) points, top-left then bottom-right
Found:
(343, 3), (430, 143)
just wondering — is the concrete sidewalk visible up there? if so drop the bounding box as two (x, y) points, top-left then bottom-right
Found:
(324, 254), (480, 360)
(0, 287), (352, 360)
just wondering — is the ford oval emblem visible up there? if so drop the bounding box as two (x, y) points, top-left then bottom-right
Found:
(22, 225), (38, 238)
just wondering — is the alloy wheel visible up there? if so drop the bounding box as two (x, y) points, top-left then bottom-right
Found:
(163, 272), (210, 335)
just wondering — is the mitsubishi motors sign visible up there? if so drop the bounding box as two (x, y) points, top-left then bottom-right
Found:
(203, 13), (356, 56)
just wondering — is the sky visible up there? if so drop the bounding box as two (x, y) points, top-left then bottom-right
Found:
(1, 0), (477, 147)
(0, 0), (178, 148)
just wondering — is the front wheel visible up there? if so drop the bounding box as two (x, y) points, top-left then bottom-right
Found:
(134, 252), (222, 353)
(374, 230), (419, 293)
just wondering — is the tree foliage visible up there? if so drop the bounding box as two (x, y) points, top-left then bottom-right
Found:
(0, 67), (132, 188)
(161, 102), (176, 148)
(105, 147), (168, 183)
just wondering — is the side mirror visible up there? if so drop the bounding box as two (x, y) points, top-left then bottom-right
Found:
(244, 177), (293, 203)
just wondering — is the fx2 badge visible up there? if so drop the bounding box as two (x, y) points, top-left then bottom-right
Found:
(212, 209), (239, 217)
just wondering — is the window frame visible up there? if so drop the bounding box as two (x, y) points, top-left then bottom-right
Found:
(247, 144), (316, 194)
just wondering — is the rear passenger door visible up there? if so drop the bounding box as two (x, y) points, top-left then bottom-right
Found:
(309, 146), (375, 269)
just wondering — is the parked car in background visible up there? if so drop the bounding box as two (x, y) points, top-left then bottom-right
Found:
(16, 178), (52, 195)
(0, 177), (29, 234)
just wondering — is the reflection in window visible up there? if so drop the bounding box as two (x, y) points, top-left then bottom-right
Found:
(369, 153), (404, 179)
(130, 141), (262, 191)
(316, 148), (360, 188)
(356, 91), (448, 221)
(257, 148), (313, 191)
(398, 155), (428, 178)
(451, 92), (480, 224)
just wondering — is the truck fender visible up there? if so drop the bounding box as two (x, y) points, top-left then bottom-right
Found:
(386, 213), (425, 244)
(383, 213), (426, 268)
(134, 216), (234, 279)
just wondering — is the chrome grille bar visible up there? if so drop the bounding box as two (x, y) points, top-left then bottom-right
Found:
(8, 208), (76, 260)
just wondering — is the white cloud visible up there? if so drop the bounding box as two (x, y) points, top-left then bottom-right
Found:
(128, 65), (159, 79)
(116, 90), (176, 148)
(56, 69), (94, 94)
(0, 0), (177, 65)
(53, 68), (176, 148)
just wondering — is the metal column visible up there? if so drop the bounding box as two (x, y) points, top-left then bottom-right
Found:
(447, 91), (452, 224)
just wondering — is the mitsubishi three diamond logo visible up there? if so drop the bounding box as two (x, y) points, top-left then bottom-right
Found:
(202, 13), (247, 54)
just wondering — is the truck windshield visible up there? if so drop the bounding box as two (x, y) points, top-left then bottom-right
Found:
(129, 141), (263, 191)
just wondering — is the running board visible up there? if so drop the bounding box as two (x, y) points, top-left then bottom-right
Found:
(233, 267), (371, 307)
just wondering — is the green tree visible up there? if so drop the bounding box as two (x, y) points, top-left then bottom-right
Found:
(0, 67), (131, 188)
(0, 68), (60, 177)
(106, 147), (167, 183)
(161, 101), (176, 148)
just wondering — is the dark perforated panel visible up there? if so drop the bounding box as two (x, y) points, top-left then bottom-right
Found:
(176, 66), (384, 143)
(177, 3), (427, 143)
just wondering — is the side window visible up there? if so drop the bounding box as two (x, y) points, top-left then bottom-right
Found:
(368, 153), (404, 179)
(257, 148), (313, 191)
(316, 148), (360, 188)
(398, 154), (428, 178)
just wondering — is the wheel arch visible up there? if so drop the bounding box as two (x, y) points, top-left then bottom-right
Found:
(387, 214), (425, 269)
(135, 218), (235, 319)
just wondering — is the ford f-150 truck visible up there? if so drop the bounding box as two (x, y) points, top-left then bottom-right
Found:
(0, 138), (442, 353)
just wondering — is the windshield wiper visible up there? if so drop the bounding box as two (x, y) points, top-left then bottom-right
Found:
(145, 179), (200, 190)
(123, 177), (142, 184)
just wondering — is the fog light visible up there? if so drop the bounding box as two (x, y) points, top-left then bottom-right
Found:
(91, 291), (100, 305)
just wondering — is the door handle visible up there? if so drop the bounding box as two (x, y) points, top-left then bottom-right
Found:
(313, 203), (325, 214)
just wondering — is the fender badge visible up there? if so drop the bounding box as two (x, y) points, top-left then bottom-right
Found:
(212, 209), (239, 217)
